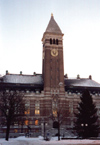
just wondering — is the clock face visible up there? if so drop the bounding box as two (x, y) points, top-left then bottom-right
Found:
(51, 49), (58, 57)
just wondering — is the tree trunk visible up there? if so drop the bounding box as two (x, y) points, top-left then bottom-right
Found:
(21, 123), (23, 133)
(58, 123), (60, 141)
(6, 121), (10, 141)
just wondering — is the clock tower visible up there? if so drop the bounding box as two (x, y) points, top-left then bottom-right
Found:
(42, 14), (65, 96)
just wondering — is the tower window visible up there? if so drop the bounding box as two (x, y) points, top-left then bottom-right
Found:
(50, 38), (52, 44)
(52, 100), (58, 117)
(53, 39), (55, 44)
(56, 39), (58, 45)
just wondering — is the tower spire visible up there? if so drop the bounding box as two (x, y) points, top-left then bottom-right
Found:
(45, 14), (62, 34)
(51, 13), (53, 17)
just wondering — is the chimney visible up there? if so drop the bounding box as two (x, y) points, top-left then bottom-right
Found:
(65, 74), (68, 78)
(33, 72), (36, 75)
(89, 75), (92, 80)
(77, 74), (80, 79)
(20, 71), (22, 75)
(6, 70), (9, 75)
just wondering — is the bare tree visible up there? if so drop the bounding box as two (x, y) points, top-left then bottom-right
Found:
(50, 96), (68, 140)
(0, 90), (26, 141)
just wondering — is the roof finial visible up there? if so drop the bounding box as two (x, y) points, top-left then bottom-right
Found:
(51, 13), (53, 17)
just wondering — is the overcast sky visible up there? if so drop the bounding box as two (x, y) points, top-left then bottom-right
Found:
(0, 0), (100, 83)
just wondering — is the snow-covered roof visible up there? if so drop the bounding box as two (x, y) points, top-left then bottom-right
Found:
(0, 74), (43, 85)
(64, 78), (100, 88)
(0, 74), (100, 88)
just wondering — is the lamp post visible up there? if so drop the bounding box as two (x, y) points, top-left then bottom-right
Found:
(81, 123), (88, 138)
(41, 121), (47, 140)
(43, 122), (46, 140)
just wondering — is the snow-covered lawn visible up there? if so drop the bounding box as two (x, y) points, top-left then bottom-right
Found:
(0, 136), (100, 145)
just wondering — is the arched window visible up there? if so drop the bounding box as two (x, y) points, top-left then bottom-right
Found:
(35, 120), (39, 126)
(53, 39), (55, 44)
(50, 38), (52, 44)
(56, 39), (58, 45)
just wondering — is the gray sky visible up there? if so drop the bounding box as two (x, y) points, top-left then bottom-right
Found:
(0, 0), (100, 83)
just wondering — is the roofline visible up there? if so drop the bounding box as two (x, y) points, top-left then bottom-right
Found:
(3, 73), (42, 77)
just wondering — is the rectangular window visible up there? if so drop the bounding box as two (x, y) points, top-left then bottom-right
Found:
(53, 110), (57, 117)
(35, 109), (40, 115)
(14, 129), (18, 133)
(25, 120), (29, 125)
(25, 102), (30, 115)
(30, 121), (32, 125)
(25, 109), (30, 115)
(35, 101), (40, 115)
(52, 100), (58, 117)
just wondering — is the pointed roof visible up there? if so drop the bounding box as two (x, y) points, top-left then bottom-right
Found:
(45, 14), (62, 34)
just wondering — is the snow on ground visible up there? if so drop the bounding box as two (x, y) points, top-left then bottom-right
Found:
(0, 136), (100, 145)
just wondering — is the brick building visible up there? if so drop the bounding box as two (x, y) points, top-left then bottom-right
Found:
(0, 14), (100, 138)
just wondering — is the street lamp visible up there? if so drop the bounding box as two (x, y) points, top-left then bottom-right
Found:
(81, 123), (88, 127)
(81, 123), (88, 138)
(59, 82), (63, 86)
